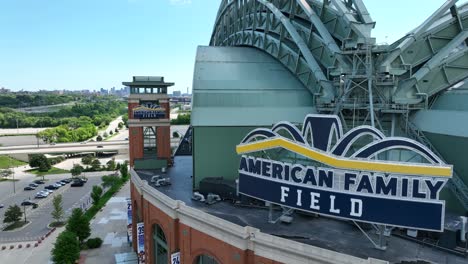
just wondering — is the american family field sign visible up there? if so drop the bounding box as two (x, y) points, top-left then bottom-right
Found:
(236, 115), (452, 231)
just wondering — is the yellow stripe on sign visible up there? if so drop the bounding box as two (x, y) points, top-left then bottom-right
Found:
(236, 138), (452, 177)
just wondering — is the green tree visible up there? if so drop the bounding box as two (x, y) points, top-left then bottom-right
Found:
(96, 135), (103, 141)
(3, 205), (22, 224)
(28, 154), (50, 170)
(66, 208), (90, 244)
(106, 158), (116, 171)
(81, 155), (94, 165)
(91, 185), (103, 205)
(101, 175), (120, 188)
(0, 168), (13, 179)
(172, 131), (180, 138)
(51, 194), (64, 224)
(103, 132), (108, 138)
(71, 164), (84, 177)
(109, 130), (113, 135)
(91, 159), (101, 171)
(119, 162), (128, 179)
(52, 231), (80, 264)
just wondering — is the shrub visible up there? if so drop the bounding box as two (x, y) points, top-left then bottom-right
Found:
(86, 237), (103, 249)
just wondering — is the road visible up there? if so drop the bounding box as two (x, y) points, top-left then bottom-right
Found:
(0, 141), (128, 155)
(0, 171), (111, 242)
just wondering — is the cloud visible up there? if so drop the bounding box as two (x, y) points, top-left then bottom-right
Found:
(170, 0), (192, 5)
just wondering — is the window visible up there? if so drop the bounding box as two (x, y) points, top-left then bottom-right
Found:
(153, 224), (168, 264)
(194, 254), (219, 264)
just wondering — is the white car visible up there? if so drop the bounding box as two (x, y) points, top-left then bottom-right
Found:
(35, 192), (48, 198)
(53, 183), (62, 188)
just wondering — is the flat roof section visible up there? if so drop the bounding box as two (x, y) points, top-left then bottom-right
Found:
(135, 156), (467, 264)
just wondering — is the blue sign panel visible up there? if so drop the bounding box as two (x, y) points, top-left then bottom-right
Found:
(239, 172), (444, 231)
(133, 104), (165, 119)
(137, 222), (145, 262)
(236, 114), (452, 232)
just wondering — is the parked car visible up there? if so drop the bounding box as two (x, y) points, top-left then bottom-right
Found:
(24, 186), (35, 191)
(71, 180), (84, 187)
(59, 180), (68, 185)
(34, 180), (45, 184)
(62, 179), (72, 183)
(21, 200), (38, 206)
(29, 183), (39, 187)
(44, 188), (54, 193)
(35, 192), (48, 198)
(52, 183), (62, 188)
(45, 185), (59, 190)
(55, 182), (64, 186)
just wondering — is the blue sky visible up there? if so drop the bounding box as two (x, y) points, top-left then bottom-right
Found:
(0, 0), (457, 92)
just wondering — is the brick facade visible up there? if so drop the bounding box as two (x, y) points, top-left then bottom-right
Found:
(129, 127), (143, 166)
(131, 182), (282, 264)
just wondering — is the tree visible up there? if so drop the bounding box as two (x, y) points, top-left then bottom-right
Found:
(172, 131), (180, 138)
(51, 194), (64, 224)
(52, 231), (80, 264)
(28, 154), (51, 170)
(0, 168), (13, 179)
(103, 132), (108, 138)
(106, 158), (116, 171)
(118, 122), (123, 129)
(91, 185), (103, 205)
(3, 205), (22, 224)
(109, 130), (114, 135)
(82, 155), (94, 165)
(101, 175), (120, 188)
(119, 162), (128, 179)
(91, 159), (101, 171)
(71, 164), (84, 177)
(66, 208), (90, 244)
(96, 135), (103, 141)
(115, 128), (119, 133)
(38, 162), (51, 172)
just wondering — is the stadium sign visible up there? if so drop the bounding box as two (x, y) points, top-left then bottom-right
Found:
(133, 103), (165, 119)
(236, 115), (452, 231)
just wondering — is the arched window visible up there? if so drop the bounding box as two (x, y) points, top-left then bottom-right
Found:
(153, 224), (168, 264)
(194, 254), (219, 264)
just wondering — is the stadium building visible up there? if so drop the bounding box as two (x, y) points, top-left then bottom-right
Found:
(128, 1), (468, 263)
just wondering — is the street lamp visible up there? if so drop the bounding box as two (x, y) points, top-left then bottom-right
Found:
(22, 200), (27, 223)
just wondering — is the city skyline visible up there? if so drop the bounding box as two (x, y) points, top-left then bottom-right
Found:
(0, 0), (457, 92)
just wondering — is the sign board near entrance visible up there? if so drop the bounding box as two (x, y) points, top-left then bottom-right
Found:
(236, 115), (452, 232)
(137, 222), (145, 262)
(171, 252), (181, 264)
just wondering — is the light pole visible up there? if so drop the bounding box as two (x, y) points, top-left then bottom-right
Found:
(22, 201), (27, 223)
(9, 156), (15, 194)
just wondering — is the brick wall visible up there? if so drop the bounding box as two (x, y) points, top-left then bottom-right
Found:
(156, 126), (171, 160)
(129, 127), (143, 166)
(131, 182), (284, 264)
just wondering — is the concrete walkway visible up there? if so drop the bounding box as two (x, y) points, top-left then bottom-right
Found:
(0, 226), (65, 264)
(81, 181), (134, 264)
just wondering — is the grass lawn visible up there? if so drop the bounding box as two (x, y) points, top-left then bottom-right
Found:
(28, 167), (69, 176)
(0, 156), (27, 169)
(3, 221), (29, 231)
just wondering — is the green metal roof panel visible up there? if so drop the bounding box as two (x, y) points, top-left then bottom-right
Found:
(192, 46), (315, 126)
(192, 107), (315, 126)
(412, 109), (468, 138)
(431, 89), (468, 111)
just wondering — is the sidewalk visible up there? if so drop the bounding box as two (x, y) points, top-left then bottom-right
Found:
(0, 226), (65, 264)
(81, 181), (133, 264)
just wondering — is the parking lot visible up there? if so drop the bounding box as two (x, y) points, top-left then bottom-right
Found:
(0, 171), (112, 243)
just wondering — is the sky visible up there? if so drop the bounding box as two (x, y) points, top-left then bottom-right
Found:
(0, 0), (461, 92)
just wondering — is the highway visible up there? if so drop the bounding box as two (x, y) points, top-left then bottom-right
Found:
(0, 141), (128, 155)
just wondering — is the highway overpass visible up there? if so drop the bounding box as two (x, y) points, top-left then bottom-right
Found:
(0, 140), (128, 155)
